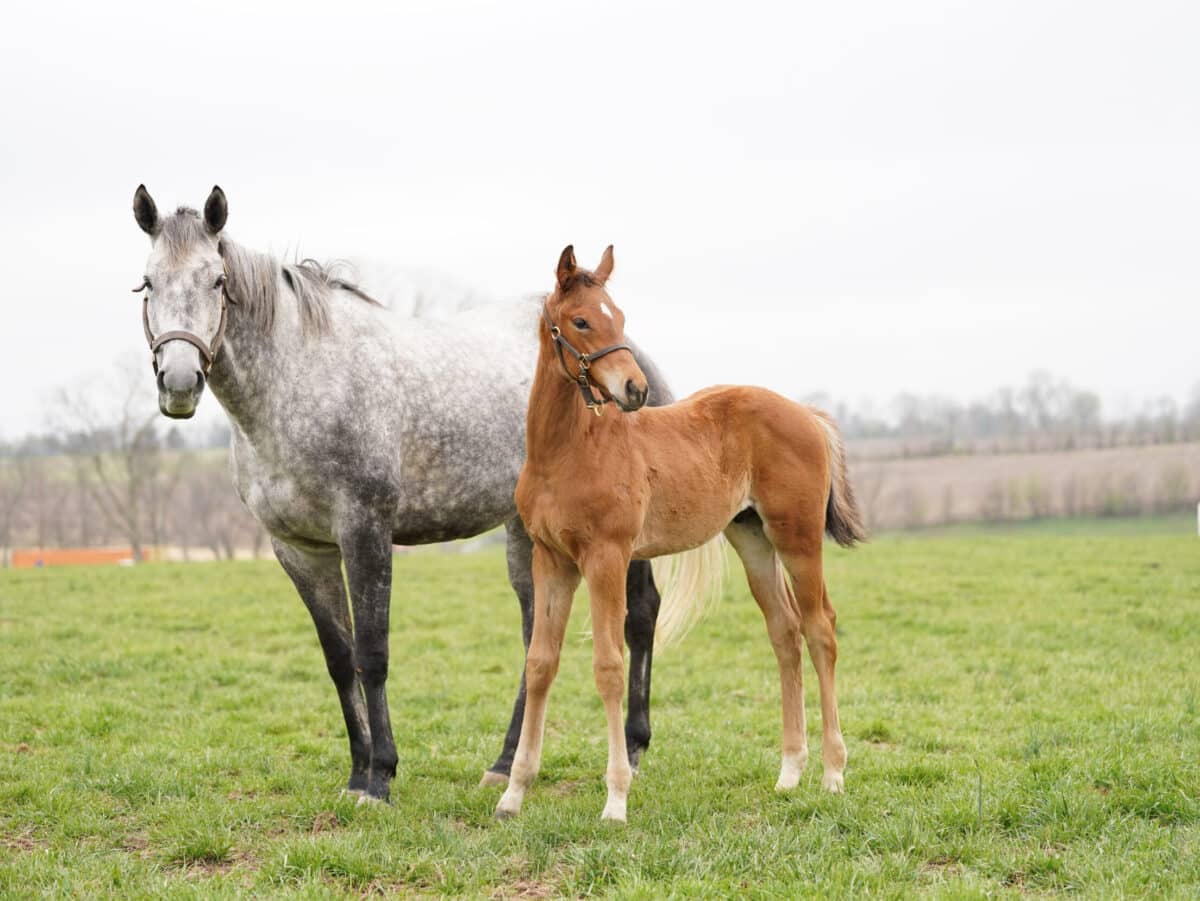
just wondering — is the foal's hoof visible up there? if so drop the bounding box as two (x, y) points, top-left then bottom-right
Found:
(822, 771), (845, 794)
(600, 808), (628, 825)
(775, 752), (807, 791)
(494, 807), (517, 821)
(479, 770), (509, 788)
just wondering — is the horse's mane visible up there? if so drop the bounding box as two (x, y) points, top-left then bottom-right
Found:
(160, 207), (380, 337)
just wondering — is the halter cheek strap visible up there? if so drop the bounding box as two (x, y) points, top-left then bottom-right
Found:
(542, 304), (632, 416)
(136, 276), (230, 377)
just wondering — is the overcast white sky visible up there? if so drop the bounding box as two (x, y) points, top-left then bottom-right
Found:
(1, 0), (1197, 437)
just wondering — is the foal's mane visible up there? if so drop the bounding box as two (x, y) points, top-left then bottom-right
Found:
(160, 207), (380, 337)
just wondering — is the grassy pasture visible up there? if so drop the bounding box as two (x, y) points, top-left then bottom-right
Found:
(0, 524), (1198, 897)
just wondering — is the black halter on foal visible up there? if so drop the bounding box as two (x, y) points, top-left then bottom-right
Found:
(543, 304), (632, 416)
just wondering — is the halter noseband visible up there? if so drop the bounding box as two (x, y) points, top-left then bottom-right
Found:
(136, 273), (230, 377)
(543, 303), (632, 416)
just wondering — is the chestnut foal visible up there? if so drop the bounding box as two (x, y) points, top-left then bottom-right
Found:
(495, 246), (866, 823)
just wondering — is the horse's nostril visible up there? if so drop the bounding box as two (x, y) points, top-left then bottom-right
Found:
(159, 367), (204, 395)
(625, 380), (645, 404)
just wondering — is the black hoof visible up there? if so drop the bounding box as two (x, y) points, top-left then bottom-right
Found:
(628, 747), (643, 773)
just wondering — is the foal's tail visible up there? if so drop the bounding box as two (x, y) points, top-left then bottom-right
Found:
(812, 409), (868, 548)
(651, 536), (727, 649)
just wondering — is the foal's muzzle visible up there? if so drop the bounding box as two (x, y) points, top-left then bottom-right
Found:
(617, 379), (648, 412)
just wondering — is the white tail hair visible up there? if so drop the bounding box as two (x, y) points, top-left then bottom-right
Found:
(651, 536), (727, 649)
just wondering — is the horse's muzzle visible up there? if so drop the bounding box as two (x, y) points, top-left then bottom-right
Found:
(157, 367), (205, 419)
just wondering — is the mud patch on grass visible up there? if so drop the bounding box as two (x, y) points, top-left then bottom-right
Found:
(311, 811), (340, 834)
(491, 878), (556, 899)
(0, 830), (46, 852)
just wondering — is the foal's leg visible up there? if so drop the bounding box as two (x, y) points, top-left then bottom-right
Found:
(769, 526), (847, 793)
(495, 544), (580, 819)
(272, 538), (371, 794)
(482, 517), (536, 787)
(340, 521), (400, 803)
(724, 513), (808, 791)
(582, 545), (635, 823)
(486, 524), (659, 785)
(624, 561), (661, 773)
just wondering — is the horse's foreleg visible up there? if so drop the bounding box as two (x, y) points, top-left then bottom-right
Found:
(341, 522), (399, 803)
(623, 560), (660, 773)
(482, 518), (536, 786)
(584, 545), (634, 823)
(272, 538), (371, 795)
(495, 543), (578, 819)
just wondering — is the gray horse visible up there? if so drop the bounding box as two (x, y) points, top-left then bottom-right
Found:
(130, 185), (693, 803)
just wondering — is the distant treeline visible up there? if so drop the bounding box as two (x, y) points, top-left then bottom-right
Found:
(803, 371), (1200, 460)
(2, 371), (1198, 563)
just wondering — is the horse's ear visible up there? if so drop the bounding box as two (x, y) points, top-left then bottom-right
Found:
(594, 245), (614, 285)
(133, 184), (160, 237)
(203, 185), (228, 235)
(556, 245), (577, 287)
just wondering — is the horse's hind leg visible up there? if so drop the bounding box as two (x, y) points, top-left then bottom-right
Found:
(272, 538), (371, 795)
(624, 560), (661, 773)
(482, 517), (536, 787)
(724, 512), (808, 791)
(766, 522), (847, 793)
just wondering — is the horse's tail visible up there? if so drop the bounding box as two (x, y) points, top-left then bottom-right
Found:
(652, 536), (727, 649)
(812, 408), (868, 548)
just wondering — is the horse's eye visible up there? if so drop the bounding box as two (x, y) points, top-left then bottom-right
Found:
(132, 276), (151, 293)
(572, 317), (589, 330)
(214, 274), (226, 290)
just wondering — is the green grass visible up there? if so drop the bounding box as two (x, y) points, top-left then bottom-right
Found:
(1, 531), (1198, 897)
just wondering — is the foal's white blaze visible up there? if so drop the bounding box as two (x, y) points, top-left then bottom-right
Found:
(600, 301), (614, 320)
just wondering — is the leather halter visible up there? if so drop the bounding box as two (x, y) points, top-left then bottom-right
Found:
(542, 303), (632, 416)
(135, 274), (230, 377)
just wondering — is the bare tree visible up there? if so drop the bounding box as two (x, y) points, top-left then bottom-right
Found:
(0, 455), (32, 567)
(50, 358), (177, 562)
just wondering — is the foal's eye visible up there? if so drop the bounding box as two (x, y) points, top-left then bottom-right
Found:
(572, 317), (589, 330)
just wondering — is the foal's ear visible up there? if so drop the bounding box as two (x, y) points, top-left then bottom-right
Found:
(203, 185), (228, 235)
(556, 244), (577, 287)
(594, 245), (614, 285)
(133, 184), (160, 237)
